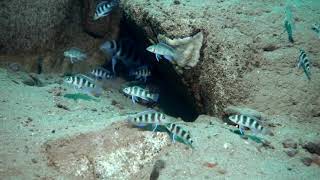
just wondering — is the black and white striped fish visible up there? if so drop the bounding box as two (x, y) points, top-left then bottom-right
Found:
(100, 39), (142, 74)
(127, 109), (170, 132)
(297, 49), (311, 80)
(311, 23), (320, 38)
(64, 47), (87, 63)
(91, 67), (113, 80)
(228, 114), (272, 135)
(64, 74), (103, 97)
(165, 123), (194, 148)
(122, 85), (159, 104)
(129, 65), (152, 82)
(93, 0), (119, 20)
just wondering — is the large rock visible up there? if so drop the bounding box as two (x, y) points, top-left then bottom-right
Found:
(120, 0), (261, 115)
(120, 0), (320, 118)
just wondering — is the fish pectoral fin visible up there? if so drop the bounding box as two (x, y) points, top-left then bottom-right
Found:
(239, 125), (245, 135)
(156, 54), (161, 62)
(163, 55), (174, 62)
(137, 123), (147, 128)
(171, 133), (177, 143)
(112, 56), (117, 75)
(152, 124), (158, 133)
(131, 96), (136, 103)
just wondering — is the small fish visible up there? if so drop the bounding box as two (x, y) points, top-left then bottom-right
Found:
(123, 86), (159, 103)
(64, 74), (103, 97)
(127, 109), (170, 132)
(93, 0), (119, 20)
(64, 48), (87, 63)
(146, 42), (177, 62)
(311, 23), (320, 38)
(284, 6), (294, 43)
(297, 49), (311, 80)
(165, 123), (194, 148)
(228, 114), (272, 135)
(91, 67), (113, 80)
(100, 39), (142, 74)
(129, 65), (152, 82)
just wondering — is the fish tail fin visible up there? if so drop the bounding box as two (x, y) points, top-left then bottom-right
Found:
(303, 67), (311, 80)
(261, 128), (274, 136)
(128, 69), (136, 76)
(151, 93), (159, 102)
(288, 35), (294, 43)
(82, 85), (103, 97)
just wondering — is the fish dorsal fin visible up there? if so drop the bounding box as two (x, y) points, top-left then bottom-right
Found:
(135, 109), (158, 117)
(76, 74), (95, 82)
(136, 65), (149, 70)
(158, 42), (176, 51)
(96, 66), (111, 73)
(69, 47), (84, 52)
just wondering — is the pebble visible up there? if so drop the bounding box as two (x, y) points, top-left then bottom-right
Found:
(223, 143), (232, 149)
(282, 139), (297, 149)
(31, 158), (38, 164)
(173, 0), (181, 5)
(56, 103), (70, 111)
(301, 157), (313, 166)
(285, 149), (298, 157)
(91, 108), (97, 112)
(311, 154), (320, 166)
(8, 63), (21, 72)
(302, 142), (320, 155)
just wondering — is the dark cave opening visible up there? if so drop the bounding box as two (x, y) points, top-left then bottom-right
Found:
(106, 17), (200, 122)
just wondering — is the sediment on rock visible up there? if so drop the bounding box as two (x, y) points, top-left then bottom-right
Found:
(120, 0), (261, 116)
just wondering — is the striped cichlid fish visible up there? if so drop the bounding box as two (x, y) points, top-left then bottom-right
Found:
(93, 0), (119, 20)
(64, 47), (87, 63)
(228, 114), (273, 136)
(64, 74), (103, 97)
(123, 85), (159, 104)
(100, 39), (142, 74)
(127, 109), (170, 132)
(284, 6), (295, 43)
(311, 23), (320, 38)
(165, 123), (194, 148)
(91, 66), (113, 80)
(297, 49), (311, 80)
(129, 65), (152, 82)
(146, 42), (177, 62)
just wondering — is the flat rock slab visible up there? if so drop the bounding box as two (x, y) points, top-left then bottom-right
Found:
(43, 122), (170, 179)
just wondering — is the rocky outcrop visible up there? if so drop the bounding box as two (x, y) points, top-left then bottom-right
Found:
(120, 0), (262, 115)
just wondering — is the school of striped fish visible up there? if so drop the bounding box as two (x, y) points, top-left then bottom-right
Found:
(59, 0), (318, 149)
(282, 3), (315, 80)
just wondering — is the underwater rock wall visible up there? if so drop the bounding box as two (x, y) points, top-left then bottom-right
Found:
(0, 0), (81, 53)
(120, 0), (261, 115)
(0, 0), (121, 74)
(0, 0), (120, 53)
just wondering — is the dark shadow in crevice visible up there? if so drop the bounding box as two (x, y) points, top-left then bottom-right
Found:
(112, 17), (199, 122)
